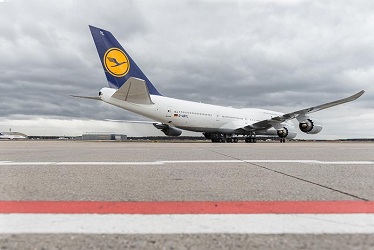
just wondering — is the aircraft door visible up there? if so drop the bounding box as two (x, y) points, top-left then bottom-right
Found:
(216, 113), (220, 121)
(166, 106), (172, 117)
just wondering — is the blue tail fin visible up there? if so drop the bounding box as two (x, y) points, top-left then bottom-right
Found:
(89, 25), (161, 96)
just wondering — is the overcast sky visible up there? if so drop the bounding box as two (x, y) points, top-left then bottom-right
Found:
(0, 0), (373, 139)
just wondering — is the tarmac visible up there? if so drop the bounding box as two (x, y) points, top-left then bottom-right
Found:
(1, 140), (374, 249)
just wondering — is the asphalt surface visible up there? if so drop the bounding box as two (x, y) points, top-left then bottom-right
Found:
(1, 140), (374, 249)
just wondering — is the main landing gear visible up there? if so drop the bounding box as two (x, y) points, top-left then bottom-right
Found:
(226, 137), (239, 143)
(211, 137), (239, 143)
(245, 137), (257, 143)
(204, 133), (238, 143)
(211, 137), (224, 143)
(204, 132), (286, 143)
(244, 132), (257, 143)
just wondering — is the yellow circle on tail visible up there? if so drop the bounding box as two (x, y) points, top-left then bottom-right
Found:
(103, 48), (130, 77)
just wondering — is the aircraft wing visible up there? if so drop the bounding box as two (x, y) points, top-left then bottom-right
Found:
(105, 119), (157, 124)
(243, 90), (365, 131)
(105, 119), (179, 135)
(105, 119), (166, 128)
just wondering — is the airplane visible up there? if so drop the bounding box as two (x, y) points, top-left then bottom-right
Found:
(73, 25), (365, 143)
(0, 132), (26, 140)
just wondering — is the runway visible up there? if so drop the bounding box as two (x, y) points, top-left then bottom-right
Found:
(1, 141), (374, 249)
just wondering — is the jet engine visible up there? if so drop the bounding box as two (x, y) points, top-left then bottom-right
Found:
(277, 126), (297, 139)
(162, 126), (182, 136)
(299, 119), (323, 134)
(153, 123), (182, 136)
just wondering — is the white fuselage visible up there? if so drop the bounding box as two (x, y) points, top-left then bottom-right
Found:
(99, 87), (295, 136)
(0, 134), (26, 140)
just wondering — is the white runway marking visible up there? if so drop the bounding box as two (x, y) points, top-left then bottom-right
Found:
(1, 214), (374, 234)
(0, 160), (373, 166)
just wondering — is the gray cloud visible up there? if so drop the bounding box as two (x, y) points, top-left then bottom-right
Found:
(0, 0), (373, 138)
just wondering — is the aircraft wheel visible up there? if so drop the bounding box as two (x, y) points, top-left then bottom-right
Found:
(245, 137), (254, 143)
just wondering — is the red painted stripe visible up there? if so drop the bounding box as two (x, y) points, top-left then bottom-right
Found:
(1, 201), (374, 214)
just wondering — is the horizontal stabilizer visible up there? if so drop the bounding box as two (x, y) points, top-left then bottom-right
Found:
(112, 77), (153, 105)
(70, 95), (101, 100)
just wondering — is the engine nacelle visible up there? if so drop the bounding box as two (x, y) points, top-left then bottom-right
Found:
(203, 133), (212, 139)
(153, 123), (182, 136)
(277, 126), (297, 139)
(299, 119), (323, 134)
(161, 126), (182, 136)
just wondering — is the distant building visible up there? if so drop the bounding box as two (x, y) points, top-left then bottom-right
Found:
(82, 132), (127, 141)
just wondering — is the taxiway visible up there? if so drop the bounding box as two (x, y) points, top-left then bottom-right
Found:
(1, 141), (374, 249)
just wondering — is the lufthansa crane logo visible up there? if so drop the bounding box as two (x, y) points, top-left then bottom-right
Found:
(103, 48), (130, 77)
